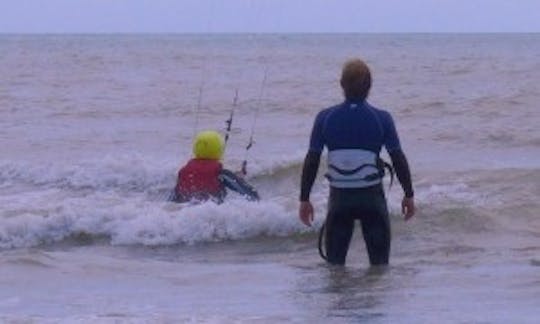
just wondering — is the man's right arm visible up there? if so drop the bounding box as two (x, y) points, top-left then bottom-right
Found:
(300, 151), (321, 202)
(298, 110), (326, 226)
(300, 110), (326, 202)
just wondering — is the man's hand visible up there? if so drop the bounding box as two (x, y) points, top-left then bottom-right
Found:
(402, 196), (415, 221)
(299, 201), (314, 226)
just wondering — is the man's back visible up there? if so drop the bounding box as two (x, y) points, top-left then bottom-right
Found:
(310, 100), (401, 155)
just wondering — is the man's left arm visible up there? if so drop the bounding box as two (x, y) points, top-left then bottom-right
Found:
(383, 111), (415, 220)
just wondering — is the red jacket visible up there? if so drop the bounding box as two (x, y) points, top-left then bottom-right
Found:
(175, 159), (224, 201)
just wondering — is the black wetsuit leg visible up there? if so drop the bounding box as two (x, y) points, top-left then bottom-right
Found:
(324, 186), (391, 266)
(325, 195), (355, 265)
(357, 195), (391, 265)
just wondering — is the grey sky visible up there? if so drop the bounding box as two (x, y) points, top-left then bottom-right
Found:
(1, 0), (539, 33)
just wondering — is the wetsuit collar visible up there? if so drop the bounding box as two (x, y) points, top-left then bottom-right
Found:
(344, 99), (366, 109)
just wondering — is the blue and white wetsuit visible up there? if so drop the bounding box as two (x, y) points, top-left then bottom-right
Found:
(300, 99), (413, 265)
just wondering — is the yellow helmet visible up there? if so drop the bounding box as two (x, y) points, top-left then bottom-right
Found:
(193, 130), (224, 160)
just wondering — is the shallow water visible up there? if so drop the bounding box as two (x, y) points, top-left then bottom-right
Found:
(1, 34), (539, 322)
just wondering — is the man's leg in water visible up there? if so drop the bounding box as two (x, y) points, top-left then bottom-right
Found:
(359, 204), (391, 265)
(325, 203), (355, 265)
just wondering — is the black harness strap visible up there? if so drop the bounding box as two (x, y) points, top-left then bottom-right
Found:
(318, 222), (327, 261)
(327, 163), (376, 175)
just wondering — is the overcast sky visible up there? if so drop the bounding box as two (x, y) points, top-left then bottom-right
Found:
(1, 0), (539, 33)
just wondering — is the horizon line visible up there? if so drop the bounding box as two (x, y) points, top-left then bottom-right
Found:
(1, 31), (539, 35)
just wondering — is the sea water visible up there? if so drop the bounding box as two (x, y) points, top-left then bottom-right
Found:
(0, 34), (539, 323)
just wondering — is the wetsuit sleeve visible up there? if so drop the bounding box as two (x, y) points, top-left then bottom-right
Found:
(389, 150), (414, 198)
(381, 111), (402, 153)
(300, 111), (326, 201)
(300, 151), (321, 201)
(219, 169), (260, 201)
(170, 171), (184, 202)
(309, 111), (326, 153)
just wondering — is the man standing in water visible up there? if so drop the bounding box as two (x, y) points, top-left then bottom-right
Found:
(299, 59), (415, 266)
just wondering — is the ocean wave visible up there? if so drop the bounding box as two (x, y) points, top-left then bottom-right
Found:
(0, 176), (494, 250)
(0, 152), (306, 194)
(0, 194), (308, 249)
(2, 154), (538, 250)
(0, 179), (500, 250)
(0, 156), (171, 193)
(0, 154), (315, 249)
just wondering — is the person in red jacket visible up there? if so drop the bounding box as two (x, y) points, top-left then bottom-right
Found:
(173, 130), (259, 203)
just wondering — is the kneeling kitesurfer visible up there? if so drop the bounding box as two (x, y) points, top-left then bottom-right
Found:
(172, 130), (259, 203)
